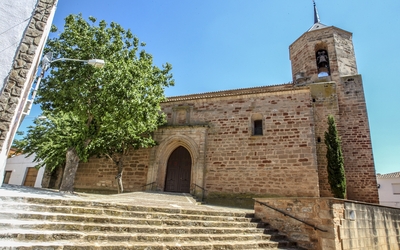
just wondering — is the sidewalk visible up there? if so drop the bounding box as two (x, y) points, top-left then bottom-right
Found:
(0, 184), (253, 213)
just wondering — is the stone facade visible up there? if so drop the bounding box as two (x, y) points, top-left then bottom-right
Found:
(254, 197), (400, 250)
(160, 86), (320, 203)
(289, 25), (378, 203)
(71, 23), (378, 205)
(0, 0), (58, 184)
(74, 148), (151, 193)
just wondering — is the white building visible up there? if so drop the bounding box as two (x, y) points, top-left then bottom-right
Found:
(0, 0), (58, 184)
(377, 172), (400, 208)
(4, 153), (45, 188)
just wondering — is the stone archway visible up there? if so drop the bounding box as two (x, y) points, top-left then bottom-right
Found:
(146, 126), (207, 194)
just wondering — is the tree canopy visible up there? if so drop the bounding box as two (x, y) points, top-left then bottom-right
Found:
(16, 14), (174, 192)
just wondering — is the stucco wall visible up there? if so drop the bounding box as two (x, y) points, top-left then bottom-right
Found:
(0, 0), (38, 90)
(377, 175), (400, 208)
(5, 153), (45, 188)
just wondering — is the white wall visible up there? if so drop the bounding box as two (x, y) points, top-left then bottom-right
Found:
(377, 174), (400, 208)
(0, 0), (57, 185)
(5, 153), (45, 188)
(0, 0), (38, 90)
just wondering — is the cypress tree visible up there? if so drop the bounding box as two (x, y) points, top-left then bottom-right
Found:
(324, 115), (346, 199)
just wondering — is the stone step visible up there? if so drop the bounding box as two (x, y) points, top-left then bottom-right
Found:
(0, 229), (287, 242)
(0, 190), (303, 250)
(0, 202), (257, 223)
(0, 196), (248, 217)
(0, 220), (280, 235)
(0, 211), (265, 229)
(0, 238), (297, 250)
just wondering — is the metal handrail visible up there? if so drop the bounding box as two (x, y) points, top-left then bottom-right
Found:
(141, 182), (156, 191)
(254, 200), (328, 232)
(193, 183), (207, 202)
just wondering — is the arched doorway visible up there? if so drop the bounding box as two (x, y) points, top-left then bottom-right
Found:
(164, 146), (191, 193)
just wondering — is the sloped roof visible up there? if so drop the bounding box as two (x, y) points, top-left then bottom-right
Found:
(308, 22), (329, 32)
(164, 83), (305, 102)
(377, 172), (400, 179)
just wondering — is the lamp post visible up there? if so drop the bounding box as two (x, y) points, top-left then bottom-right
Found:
(23, 52), (105, 116)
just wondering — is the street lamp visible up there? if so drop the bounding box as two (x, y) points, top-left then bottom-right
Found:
(23, 52), (105, 116)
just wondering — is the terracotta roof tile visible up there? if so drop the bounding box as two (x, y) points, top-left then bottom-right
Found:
(164, 83), (304, 102)
(377, 172), (400, 178)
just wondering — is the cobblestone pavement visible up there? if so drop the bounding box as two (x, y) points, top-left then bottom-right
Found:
(0, 184), (253, 213)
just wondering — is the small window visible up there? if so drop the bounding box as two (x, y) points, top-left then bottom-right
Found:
(253, 120), (263, 135)
(392, 183), (400, 195)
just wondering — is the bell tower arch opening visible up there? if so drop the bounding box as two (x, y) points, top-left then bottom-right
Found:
(315, 43), (330, 78)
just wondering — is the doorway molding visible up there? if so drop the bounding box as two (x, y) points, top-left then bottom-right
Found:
(146, 126), (208, 193)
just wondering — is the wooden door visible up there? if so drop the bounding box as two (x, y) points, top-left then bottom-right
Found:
(3, 171), (12, 184)
(23, 167), (38, 187)
(165, 146), (191, 193)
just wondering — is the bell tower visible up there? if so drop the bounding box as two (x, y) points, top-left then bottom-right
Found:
(289, 1), (379, 204)
(289, 1), (358, 85)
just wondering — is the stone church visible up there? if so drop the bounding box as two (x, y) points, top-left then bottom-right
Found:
(49, 3), (379, 206)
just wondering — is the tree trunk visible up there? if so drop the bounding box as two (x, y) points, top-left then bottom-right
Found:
(115, 156), (124, 194)
(59, 147), (80, 193)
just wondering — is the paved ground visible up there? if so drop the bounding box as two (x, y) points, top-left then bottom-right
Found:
(0, 184), (253, 213)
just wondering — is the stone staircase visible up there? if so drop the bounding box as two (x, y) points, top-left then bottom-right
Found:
(0, 190), (303, 249)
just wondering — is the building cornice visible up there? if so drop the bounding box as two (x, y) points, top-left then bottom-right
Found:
(164, 83), (309, 103)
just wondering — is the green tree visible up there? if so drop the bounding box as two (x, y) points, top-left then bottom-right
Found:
(324, 115), (346, 199)
(19, 14), (174, 193)
(13, 111), (86, 185)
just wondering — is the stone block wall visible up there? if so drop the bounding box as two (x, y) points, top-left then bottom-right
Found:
(309, 77), (379, 203)
(162, 86), (320, 200)
(71, 79), (378, 205)
(289, 26), (357, 85)
(146, 125), (208, 194)
(333, 32), (358, 77)
(289, 24), (378, 204)
(336, 75), (378, 203)
(74, 148), (151, 193)
(340, 202), (400, 249)
(254, 198), (400, 250)
(309, 82), (339, 197)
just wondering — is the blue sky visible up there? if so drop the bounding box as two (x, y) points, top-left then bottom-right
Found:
(20, 0), (400, 174)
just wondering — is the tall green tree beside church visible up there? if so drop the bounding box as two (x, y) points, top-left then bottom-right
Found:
(17, 14), (174, 193)
(324, 115), (346, 199)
